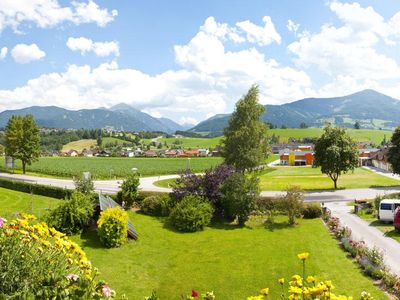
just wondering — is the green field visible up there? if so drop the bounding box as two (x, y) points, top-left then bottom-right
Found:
(0, 188), (387, 299)
(0, 187), (61, 219)
(151, 137), (222, 149)
(62, 139), (97, 151)
(259, 166), (399, 190)
(268, 128), (392, 145)
(0, 157), (223, 179)
(72, 214), (386, 299)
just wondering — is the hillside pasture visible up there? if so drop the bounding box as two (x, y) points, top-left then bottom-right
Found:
(62, 139), (97, 151)
(0, 157), (223, 179)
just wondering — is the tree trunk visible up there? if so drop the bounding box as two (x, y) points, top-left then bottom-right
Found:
(333, 178), (337, 189)
(22, 161), (26, 174)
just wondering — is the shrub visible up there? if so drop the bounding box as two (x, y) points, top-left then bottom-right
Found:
(74, 173), (95, 194)
(301, 203), (322, 219)
(46, 192), (94, 235)
(256, 197), (278, 223)
(0, 214), (113, 299)
(120, 174), (140, 209)
(169, 195), (214, 232)
(141, 195), (172, 217)
(278, 186), (304, 225)
(220, 173), (259, 225)
(0, 177), (72, 199)
(98, 207), (128, 248)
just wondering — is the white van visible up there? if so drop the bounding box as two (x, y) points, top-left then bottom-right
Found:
(378, 199), (400, 222)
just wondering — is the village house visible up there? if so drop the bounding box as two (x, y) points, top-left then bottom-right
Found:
(370, 148), (392, 172)
(358, 148), (379, 166)
(144, 150), (158, 157)
(63, 149), (79, 157)
(198, 149), (209, 157)
(279, 148), (314, 166)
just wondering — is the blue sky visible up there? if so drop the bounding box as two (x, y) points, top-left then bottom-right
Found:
(0, 0), (400, 125)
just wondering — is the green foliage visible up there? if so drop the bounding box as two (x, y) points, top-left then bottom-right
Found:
(169, 195), (214, 232)
(389, 126), (400, 175)
(97, 207), (129, 248)
(301, 203), (322, 219)
(0, 215), (111, 299)
(46, 192), (95, 235)
(73, 173), (95, 194)
(354, 121), (361, 129)
(221, 172), (259, 225)
(141, 195), (172, 217)
(5, 114), (40, 174)
(222, 85), (268, 171)
(279, 186), (304, 225)
(314, 125), (359, 189)
(0, 177), (72, 199)
(120, 174), (140, 209)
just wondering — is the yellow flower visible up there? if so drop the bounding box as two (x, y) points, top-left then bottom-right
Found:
(297, 252), (310, 261)
(247, 296), (264, 300)
(260, 288), (269, 295)
(278, 278), (285, 285)
(325, 280), (334, 289)
(289, 286), (303, 295)
(306, 276), (316, 283)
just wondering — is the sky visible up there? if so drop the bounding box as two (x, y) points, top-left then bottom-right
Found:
(0, 1), (400, 125)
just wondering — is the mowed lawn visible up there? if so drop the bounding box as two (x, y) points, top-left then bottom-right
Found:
(259, 166), (400, 190)
(73, 213), (386, 299)
(0, 188), (387, 299)
(0, 157), (223, 179)
(0, 187), (61, 219)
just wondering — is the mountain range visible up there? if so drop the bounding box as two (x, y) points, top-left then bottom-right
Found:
(0, 104), (188, 133)
(0, 90), (399, 135)
(190, 89), (400, 136)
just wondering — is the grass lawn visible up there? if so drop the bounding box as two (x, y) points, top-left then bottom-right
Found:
(259, 167), (399, 191)
(0, 188), (387, 299)
(0, 187), (61, 220)
(72, 213), (386, 299)
(0, 157), (224, 179)
(150, 137), (222, 149)
(357, 209), (400, 242)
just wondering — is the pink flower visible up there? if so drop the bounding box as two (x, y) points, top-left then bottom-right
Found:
(102, 285), (113, 298)
(66, 274), (79, 281)
(191, 289), (199, 298)
(0, 217), (6, 228)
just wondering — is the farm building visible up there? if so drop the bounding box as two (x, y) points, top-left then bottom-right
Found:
(279, 149), (314, 166)
(370, 148), (392, 172)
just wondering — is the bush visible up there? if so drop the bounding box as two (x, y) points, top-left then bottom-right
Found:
(279, 186), (304, 225)
(220, 173), (259, 225)
(120, 174), (140, 209)
(141, 195), (172, 217)
(74, 173), (94, 194)
(256, 197), (278, 223)
(301, 203), (322, 219)
(98, 207), (128, 248)
(169, 195), (214, 232)
(0, 214), (113, 299)
(46, 192), (94, 235)
(0, 177), (72, 199)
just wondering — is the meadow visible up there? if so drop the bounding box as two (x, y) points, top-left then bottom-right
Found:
(62, 137), (134, 151)
(0, 157), (223, 179)
(259, 166), (399, 190)
(140, 128), (392, 150)
(0, 189), (387, 299)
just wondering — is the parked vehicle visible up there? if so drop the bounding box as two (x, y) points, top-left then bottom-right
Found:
(378, 199), (400, 222)
(394, 207), (400, 232)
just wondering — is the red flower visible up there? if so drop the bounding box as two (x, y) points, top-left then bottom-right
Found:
(191, 289), (199, 297)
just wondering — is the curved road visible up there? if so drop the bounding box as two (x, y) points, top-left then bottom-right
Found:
(0, 171), (400, 202)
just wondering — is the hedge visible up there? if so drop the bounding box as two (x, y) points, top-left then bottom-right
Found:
(0, 177), (73, 199)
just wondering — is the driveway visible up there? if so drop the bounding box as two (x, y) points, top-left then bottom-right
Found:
(325, 201), (400, 276)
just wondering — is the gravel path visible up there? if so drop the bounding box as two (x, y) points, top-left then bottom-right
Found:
(325, 201), (400, 275)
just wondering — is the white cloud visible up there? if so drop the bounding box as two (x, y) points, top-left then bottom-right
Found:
(11, 44), (46, 64)
(288, 0), (400, 98)
(236, 16), (281, 46)
(0, 47), (7, 60)
(0, 0), (117, 32)
(287, 20), (300, 36)
(179, 117), (198, 126)
(67, 37), (119, 57)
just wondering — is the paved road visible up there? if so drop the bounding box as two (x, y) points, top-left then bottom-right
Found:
(326, 201), (400, 275)
(1, 172), (400, 202)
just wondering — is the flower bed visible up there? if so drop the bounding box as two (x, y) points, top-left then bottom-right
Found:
(323, 210), (400, 297)
(0, 214), (115, 299)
